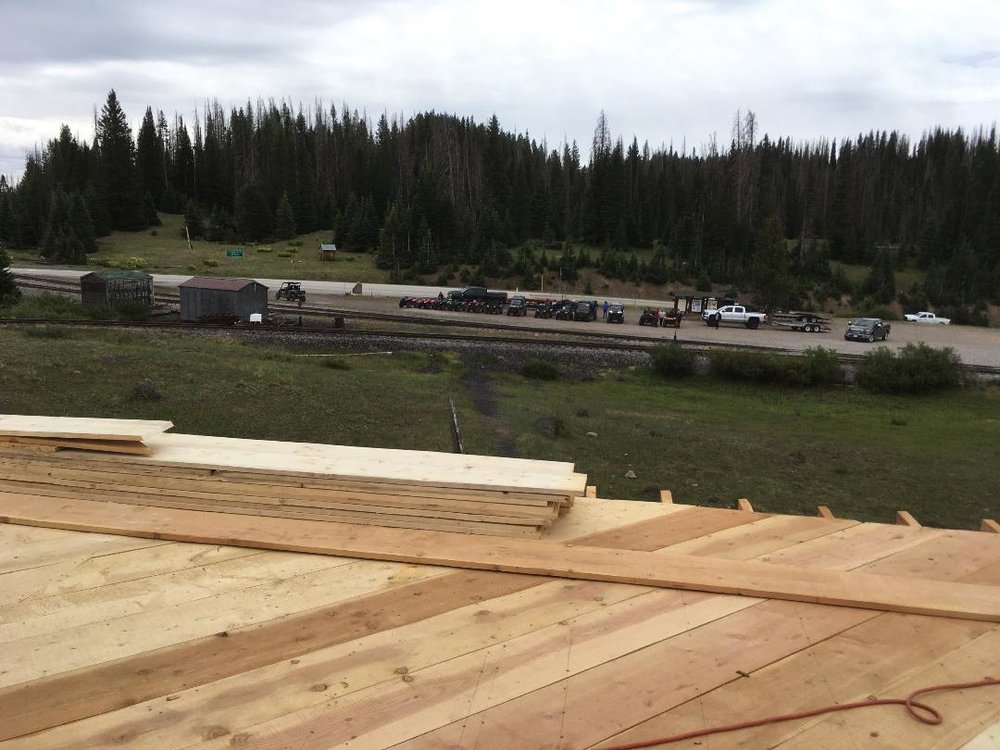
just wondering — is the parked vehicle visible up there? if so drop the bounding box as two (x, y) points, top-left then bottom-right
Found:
(606, 303), (625, 323)
(446, 286), (508, 305)
(507, 296), (528, 316)
(275, 281), (306, 302)
(770, 311), (830, 333)
(573, 300), (599, 321)
(904, 311), (951, 325)
(702, 305), (768, 329)
(844, 317), (891, 342)
(535, 299), (571, 319)
(638, 309), (660, 326)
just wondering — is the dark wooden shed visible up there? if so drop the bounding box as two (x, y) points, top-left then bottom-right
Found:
(178, 277), (269, 323)
(80, 271), (154, 308)
(318, 243), (337, 261)
(669, 290), (736, 314)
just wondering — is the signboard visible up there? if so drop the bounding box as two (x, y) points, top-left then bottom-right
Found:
(226, 248), (244, 258)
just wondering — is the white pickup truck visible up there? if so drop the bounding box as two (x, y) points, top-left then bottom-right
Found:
(904, 311), (951, 325)
(702, 305), (769, 329)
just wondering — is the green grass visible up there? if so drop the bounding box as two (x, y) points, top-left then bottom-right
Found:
(1, 327), (997, 530)
(12, 213), (388, 283)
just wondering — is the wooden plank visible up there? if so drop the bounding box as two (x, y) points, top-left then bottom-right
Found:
(0, 415), (172, 442)
(0, 500), (683, 740)
(982, 519), (1000, 533)
(774, 627), (1000, 749)
(264, 600), (879, 750)
(0, 463), (563, 517)
(585, 485), (597, 498)
(0, 479), (556, 532)
(659, 489), (673, 503)
(817, 504), (835, 518)
(0, 569), (538, 743)
(895, 509), (921, 527)
(57, 431), (589, 495)
(0, 454), (577, 507)
(736, 497), (754, 512)
(0, 437), (154, 455)
(2, 494), (999, 621)
(601, 612), (998, 750)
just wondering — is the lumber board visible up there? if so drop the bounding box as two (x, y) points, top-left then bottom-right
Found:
(982, 519), (1000, 533)
(773, 627), (1000, 749)
(50, 431), (588, 495)
(0, 500), (684, 741)
(0, 477), (559, 526)
(250, 599), (879, 750)
(0, 461), (564, 517)
(0, 557), (443, 689)
(0, 415), (172, 442)
(601, 611), (998, 749)
(0, 482), (548, 537)
(0, 453), (577, 507)
(0, 436), (154, 455)
(2, 493), (999, 621)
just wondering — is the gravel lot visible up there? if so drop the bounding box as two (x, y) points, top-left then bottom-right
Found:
(309, 293), (1000, 369)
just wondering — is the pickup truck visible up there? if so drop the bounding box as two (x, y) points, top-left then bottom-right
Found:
(904, 311), (951, 325)
(844, 317), (891, 342)
(446, 286), (508, 304)
(702, 305), (768, 329)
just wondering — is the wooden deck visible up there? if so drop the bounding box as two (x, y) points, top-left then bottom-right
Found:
(1, 496), (999, 749)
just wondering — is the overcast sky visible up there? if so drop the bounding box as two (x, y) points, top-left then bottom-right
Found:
(2, 0), (999, 181)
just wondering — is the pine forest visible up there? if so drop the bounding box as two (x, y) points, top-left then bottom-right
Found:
(1, 90), (998, 321)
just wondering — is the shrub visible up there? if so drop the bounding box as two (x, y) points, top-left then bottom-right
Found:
(709, 348), (841, 387)
(277, 252), (292, 258)
(650, 344), (697, 378)
(857, 343), (963, 394)
(203, 259), (219, 267)
(522, 360), (560, 380)
(256, 246), (273, 254)
(800, 347), (844, 386)
(862, 304), (897, 321)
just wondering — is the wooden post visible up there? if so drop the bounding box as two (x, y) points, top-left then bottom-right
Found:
(817, 505), (835, 519)
(981, 519), (1000, 534)
(895, 510), (921, 527)
(585, 485), (597, 498)
(658, 489), (673, 504)
(737, 498), (754, 512)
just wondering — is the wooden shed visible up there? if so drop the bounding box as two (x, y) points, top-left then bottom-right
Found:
(178, 276), (268, 322)
(670, 289), (736, 314)
(79, 270), (154, 308)
(318, 243), (337, 261)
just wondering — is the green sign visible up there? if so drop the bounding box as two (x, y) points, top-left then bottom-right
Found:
(226, 248), (244, 258)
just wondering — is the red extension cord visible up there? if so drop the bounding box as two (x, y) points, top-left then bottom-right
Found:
(602, 677), (1000, 749)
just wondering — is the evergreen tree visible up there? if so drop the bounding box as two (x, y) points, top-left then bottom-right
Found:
(184, 199), (205, 239)
(234, 183), (272, 242)
(68, 192), (97, 253)
(0, 243), (20, 306)
(750, 216), (796, 310)
(136, 107), (166, 207)
(863, 246), (896, 303)
(274, 191), (297, 239)
(96, 90), (143, 230)
(41, 189), (85, 263)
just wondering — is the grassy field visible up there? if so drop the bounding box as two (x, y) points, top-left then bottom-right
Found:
(12, 213), (389, 283)
(1, 325), (997, 530)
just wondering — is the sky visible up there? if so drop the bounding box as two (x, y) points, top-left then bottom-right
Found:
(2, 0), (999, 182)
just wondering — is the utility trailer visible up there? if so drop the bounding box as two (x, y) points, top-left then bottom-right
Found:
(770, 311), (831, 333)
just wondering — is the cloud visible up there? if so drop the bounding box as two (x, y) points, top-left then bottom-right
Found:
(2, 0), (1000, 181)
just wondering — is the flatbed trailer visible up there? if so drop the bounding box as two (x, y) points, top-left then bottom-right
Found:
(770, 311), (831, 333)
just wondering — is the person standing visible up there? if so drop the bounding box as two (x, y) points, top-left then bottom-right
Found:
(602, 300), (609, 319)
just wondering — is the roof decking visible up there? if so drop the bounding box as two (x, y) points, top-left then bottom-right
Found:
(1, 495), (998, 748)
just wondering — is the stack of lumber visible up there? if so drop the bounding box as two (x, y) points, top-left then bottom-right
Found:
(0, 416), (586, 537)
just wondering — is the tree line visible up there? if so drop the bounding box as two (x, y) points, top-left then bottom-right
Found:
(1, 91), (998, 313)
